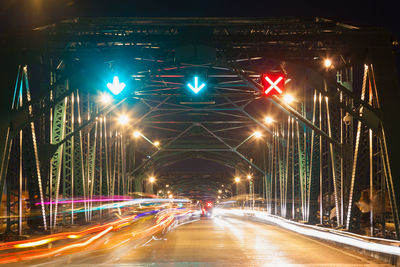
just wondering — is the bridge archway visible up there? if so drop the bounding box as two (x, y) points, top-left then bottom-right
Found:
(1, 17), (399, 239)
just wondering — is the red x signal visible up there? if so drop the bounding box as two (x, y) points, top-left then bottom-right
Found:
(261, 73), (285, 97)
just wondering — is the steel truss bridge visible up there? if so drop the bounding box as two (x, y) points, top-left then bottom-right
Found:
(1, 17), (400, 240)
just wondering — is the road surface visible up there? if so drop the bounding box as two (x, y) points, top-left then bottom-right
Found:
(116, 216), (391, 266)
(23, 216), (392, 266)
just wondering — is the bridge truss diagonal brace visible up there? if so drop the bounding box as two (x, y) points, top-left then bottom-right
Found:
(132, 123), (196, 175)
(231, 64), (341, 149)
(368, 48), (400, 239)
(132, 121), (267, 178)
(199, 124), (266, 176)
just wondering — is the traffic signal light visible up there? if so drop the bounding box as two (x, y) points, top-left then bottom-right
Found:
(261, 73), (285, 97)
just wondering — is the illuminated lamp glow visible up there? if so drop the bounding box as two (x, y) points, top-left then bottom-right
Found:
(149, 177), (156, 183)
(253, 131), (262, 138)
(324, 58), (333, 68)
(264, 116), (274, 124)
(118, 115), (129, 125)
(153, 141), (160, 147)
(234, 177), (240, 183)
(100, 93), (112, 104)
(283, 94), (295, 104)
(133, 131), (141, 138)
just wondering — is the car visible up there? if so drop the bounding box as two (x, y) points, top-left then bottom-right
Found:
(201, 202), (213, 217)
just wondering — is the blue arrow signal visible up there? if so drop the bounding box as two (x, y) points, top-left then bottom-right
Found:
(187, 76), (205, 94)
(107, 76), (126, 95)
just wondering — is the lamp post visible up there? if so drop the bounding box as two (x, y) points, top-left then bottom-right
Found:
(145, 176), (155, 194)
(247, 174), (254, 209)
(234, 177), (240, 195)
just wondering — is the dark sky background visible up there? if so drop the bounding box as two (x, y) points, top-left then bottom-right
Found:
(0, 0), (399, 34)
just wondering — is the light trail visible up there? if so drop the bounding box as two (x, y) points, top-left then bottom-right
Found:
(214, 208), (400, 257)
(36, 196), (190, 206)
(0, 199), (195, 265)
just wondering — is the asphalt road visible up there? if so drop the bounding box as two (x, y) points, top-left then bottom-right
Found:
(23, 216), (392, 266)
(115, 216), (391, 266)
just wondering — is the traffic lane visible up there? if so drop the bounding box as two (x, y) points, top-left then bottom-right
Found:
(118, 216), (392, 266)
(9, 214), (170, 267)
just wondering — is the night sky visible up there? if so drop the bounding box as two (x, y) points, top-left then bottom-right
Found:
(1, 0), (399, 78)
(0, 0), (399, 34)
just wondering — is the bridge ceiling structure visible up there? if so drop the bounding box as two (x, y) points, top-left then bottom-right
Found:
(1, 17), (400, 240)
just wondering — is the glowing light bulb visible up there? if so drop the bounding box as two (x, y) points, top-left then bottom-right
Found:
(264, 116), (274, 124)
(283, 94), (295, 104)
(253, 131), (262, 138)
(133, 131), (141, 138)
(100, 93), (112, 104)
(324, 58), (332, 68)
(118, 115), (129, 125)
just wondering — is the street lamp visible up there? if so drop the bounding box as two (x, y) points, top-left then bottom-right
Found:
(253, 131), (262, 138)
(234, 176), (240, 195)
(264, 116), (274, 124)
(133, 131), (141, 138)
(247, 174), (254, 209)
(149, 176), (156, 183)
(153, 141), (160, 147)
(99, 93), (112, 104)
(283, 94), (295, 104)
(118, 114), (129, 125)
(324, 58), (333, 68)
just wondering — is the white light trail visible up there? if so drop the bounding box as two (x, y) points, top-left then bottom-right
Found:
(214, 208), (400, 256)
